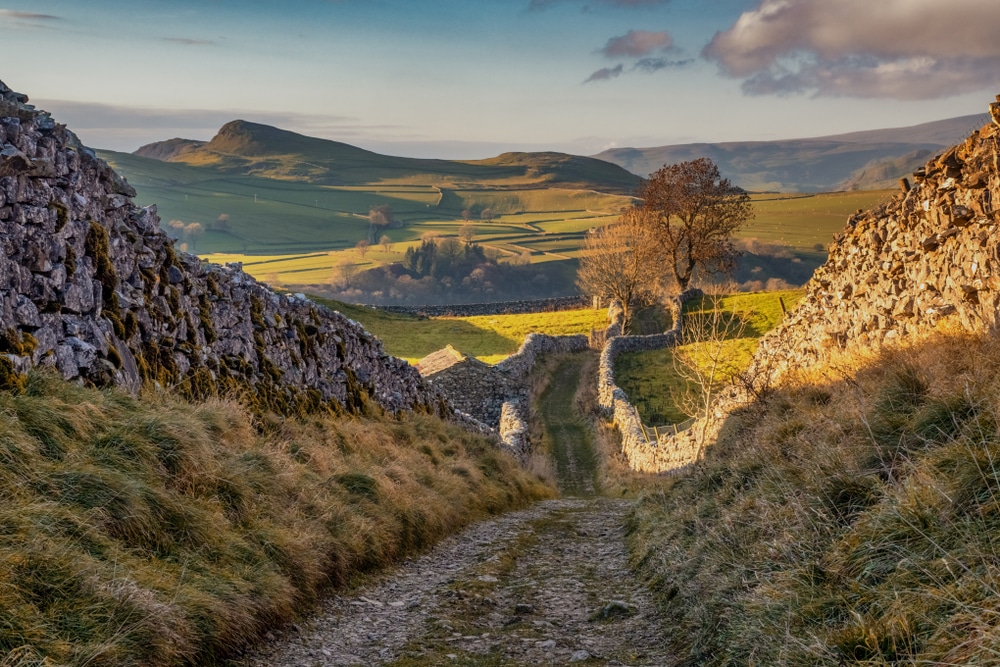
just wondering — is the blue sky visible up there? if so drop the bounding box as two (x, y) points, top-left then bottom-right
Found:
(2, 0), (998, 157)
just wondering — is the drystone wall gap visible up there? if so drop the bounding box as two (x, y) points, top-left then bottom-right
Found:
(0, 79), (445, 419)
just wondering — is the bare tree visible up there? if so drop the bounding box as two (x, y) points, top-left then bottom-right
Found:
(576, 208), (663, 333)
(672, 289), (748, 456)
(369, 204), (394, 228)
(480, 207), (494, 223)
(184, 222), (204, 250)
(638, 157), (752, 292)
(213, 213), (231, 231)
(461, 208), (473, 222)
(458, 223), (476, 244)
(333, 261), (358, 290)
(167, 219), (186, 238)
(356, 239), (370, 258)
(368, 204), (395, 242)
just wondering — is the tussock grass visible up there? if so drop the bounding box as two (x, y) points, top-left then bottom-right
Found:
(628, 331), (1000, 665)
(0, 372), (551, 665)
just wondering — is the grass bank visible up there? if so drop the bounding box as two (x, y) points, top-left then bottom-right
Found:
(0, 372), (552, 666)
(629, 331), (1000, 665)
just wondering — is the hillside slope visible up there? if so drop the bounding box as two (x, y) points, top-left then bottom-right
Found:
(137, 120), (641, 193)
(596, 113), (985, 192)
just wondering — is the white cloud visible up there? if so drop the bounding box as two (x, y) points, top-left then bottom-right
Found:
(703, 0), (1000, 99)
(0, 9), (60, 21)
(162, 37), (218, 46)
(0, 8), (61, 29)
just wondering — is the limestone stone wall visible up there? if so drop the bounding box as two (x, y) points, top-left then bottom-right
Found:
(372, 296), (590, 318)
(595, 290), (713, 474)
(421, 333), (589, 460)
(420, 352), (524, 427)
(495, 332), (589, 379)
(756, 118), (1000, 376)
(498, 399), (530, 460)
(0, 79), (442, 417)
(597, 331), (706, 473)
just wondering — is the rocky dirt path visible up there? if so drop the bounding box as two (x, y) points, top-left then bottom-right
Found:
(231, 356), (671, 666)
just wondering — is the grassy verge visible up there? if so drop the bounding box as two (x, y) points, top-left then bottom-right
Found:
(0, 372), (552, 666)
(628, 331), (1000, 665)
(615, 289), (804, 425)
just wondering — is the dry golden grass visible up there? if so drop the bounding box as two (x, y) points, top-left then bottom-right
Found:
(0, 372), (552, 665)
(629, 331), (1000, 665)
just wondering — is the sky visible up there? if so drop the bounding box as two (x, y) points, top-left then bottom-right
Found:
(2, 0), (999, 159)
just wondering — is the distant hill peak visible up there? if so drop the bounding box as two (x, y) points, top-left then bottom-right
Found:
(134, 137), (205, 161)
(205, 119), (330, 156)
(129, 120), (640, 193)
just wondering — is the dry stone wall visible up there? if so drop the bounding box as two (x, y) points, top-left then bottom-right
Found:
(495, 332), (589, 379)
(756, 115), (1000, 376)
(596, 291), (716, 474)
(420, 333), (589, 459)
(0, 79), (442, 417)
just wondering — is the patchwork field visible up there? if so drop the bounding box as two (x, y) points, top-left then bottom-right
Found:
(101, 143), (892, 295)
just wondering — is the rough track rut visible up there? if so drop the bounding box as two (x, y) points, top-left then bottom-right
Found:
(232, 355), (671, 666)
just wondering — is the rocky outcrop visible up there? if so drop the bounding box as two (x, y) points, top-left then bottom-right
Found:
(755, 112), (1000, 376)
(0, 80), (441, 416)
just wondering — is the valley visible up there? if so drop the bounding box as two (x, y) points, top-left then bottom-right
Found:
(101, 120), (899, 303)
(5, 66), (1000, 666)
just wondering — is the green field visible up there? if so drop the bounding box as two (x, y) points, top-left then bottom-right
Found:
(615, 290), (805, 425)
(189, 191), (883, 290)
(747, 190), (894, 250)
(101, 149), (633, 291)
(317, 298), (607, 364)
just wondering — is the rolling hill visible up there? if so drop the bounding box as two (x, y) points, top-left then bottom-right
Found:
(595, 113), (988, 192)
(136, 120), (641, 193)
